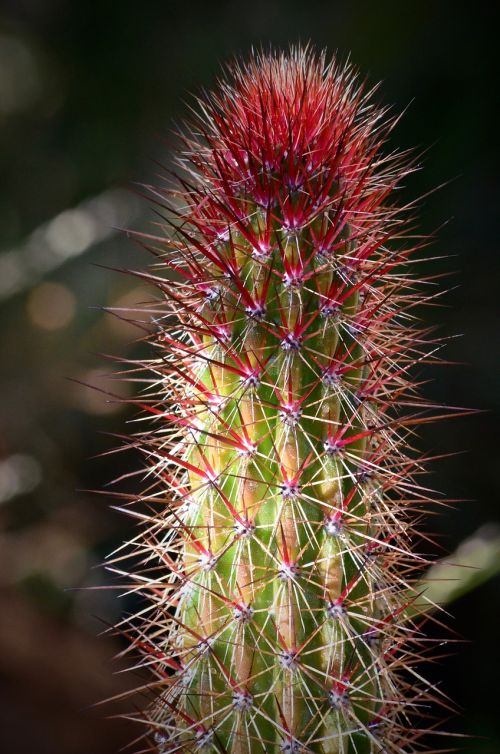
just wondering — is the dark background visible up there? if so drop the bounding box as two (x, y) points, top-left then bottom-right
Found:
(0, 1), (498, 753)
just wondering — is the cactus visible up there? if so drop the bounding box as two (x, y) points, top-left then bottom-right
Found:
(110, 47), (455, 754)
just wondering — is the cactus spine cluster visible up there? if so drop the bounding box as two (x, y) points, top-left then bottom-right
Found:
(112, 47), (450, 754)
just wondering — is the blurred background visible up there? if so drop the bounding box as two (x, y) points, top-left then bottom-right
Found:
(0, 1), (498, 752)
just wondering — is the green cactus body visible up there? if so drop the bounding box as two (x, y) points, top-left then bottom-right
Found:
(114, 48), (446, 754)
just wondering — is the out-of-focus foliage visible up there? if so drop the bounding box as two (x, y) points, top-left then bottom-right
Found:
(0, 2), (498, 753)
(415, 526), (500, 614)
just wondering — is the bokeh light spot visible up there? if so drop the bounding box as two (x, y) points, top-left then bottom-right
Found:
(0, 454), (42, 505)
(0, 33), (42, 116)
(27, 281), (76, 331)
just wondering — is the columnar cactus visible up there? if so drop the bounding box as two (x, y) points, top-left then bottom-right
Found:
(112, 47), (451, 754)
